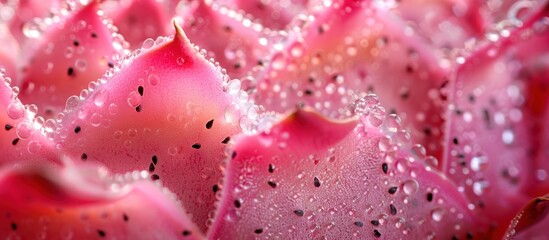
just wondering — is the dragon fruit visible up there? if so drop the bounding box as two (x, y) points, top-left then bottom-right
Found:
(0, 0), (548, 239)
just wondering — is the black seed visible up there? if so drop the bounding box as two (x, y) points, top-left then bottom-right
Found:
(73, 40), (79, 46)
(233, 63), (241, 69)
(440, 80), (449, 89)
(138, 86), (144, 96)
(221, 136), (230, 144)
(212, 184), (219, 193)
(483, 109), (491, 125)
(268, 164), (275, 173)
(466, 232), (473, 239)
(400, 91), (410, 100)
(74, 126), (81, 133)
(354, 221), (364, 227)
(5, 124), (13, 131)
(223, 25), (232, 32)
(405, 64), (414, 73)
(67, 67), (74, 76)
(267, 181), (277, 188)
(304, 89), (313, 95)
(182, 230), (191, 236)
(374, 230), (381, 238)
(313, 177), (321, 187)
(257, 60), (264, 66)
(123, 213), (129, 222)
(81, 153), (88, 161)
(91, 32), (97, 38)
(293, 210), (304, 217)
(234, 199), (242, 208)
(12, 138), (19, 146)
(151, 155), (158, 165)
(318, 26), (324, 34)
(206, 119), (214, 129)
(254, 228), (263, 234)
(192, 143), (201, 149)
(149, 163), (155, 172)
(380, 36), (389, 44)
(388, 186), (398, 194)
(135, 105), (142, 112)
(11, 222), (16, 230)
(382, 163), (388, 174)
(468, 94), (475, 103)
(423, 127), (432, 136)
(452, 235), (459, 240)
(389, 204), (397, 215)
(98, 230), (106, 237)
(427, 192), (433, 202)
(231, 151), (237, 159)
(308, 77), (315, 83)
(453, 137), (459, 145)
(108, 62), (114, 68)
(370, 220), (380, 226)
(151, 174), (160, 181)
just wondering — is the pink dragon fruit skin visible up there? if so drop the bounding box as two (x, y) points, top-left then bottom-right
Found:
(17, 1), (126, 118)
(51, 22), (255, 232)
(1, 0), (60, 42)
(209, 101), (488, 239)
(102, 0), (173, 49)
(0, 0), (548, 238)
(442, 3), (549, 229)
(253, 0), (449, 162)
(504, 194), (549, 239)
(0, 72), (57, 165)
(178, 0), (270, 79)
(218, 0), (311, 30)
(0, 25), (19, 81)
(0, 159), (205, 239)
(392, 0), (485, 49)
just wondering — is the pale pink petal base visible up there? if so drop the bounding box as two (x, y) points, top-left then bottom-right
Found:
(0, 160), (204, 239)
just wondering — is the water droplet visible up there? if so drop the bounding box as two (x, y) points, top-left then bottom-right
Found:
(289, 42), (304, 57)
(65, 95), (80, 112)
(378, 136), (392, 152)
(22, 19), (43, 38)
(224, 104), (239, 123)
(108, 103), (118, 115)
(410, 145), (426, 160)
(142, 38), (154, 49)
(16, 122), (32, 139)
(431, 208), (445, 222)
(113, 130), (123, 140)
(27, 141), (41, 154)
(94, 89), (108, 107)
(127, 91), (142, 108)
(402, 180), (419, 195)
(227, 79), (241, 95)
(382, 114), (401, 134)
(75, 59), (87, 70)
(90, 113), (102, 127)
(470, 155), (487, 171)
(7, 101), (25, 120)
(271, 53), (285, 70)
(176, 57), (185, 65)
(502, 129), (514, 145)
(148, 74), (159, 86)
(473, 180), (489, 196)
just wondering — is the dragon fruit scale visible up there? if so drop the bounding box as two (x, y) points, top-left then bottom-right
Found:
(0, 0), (548, 239)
